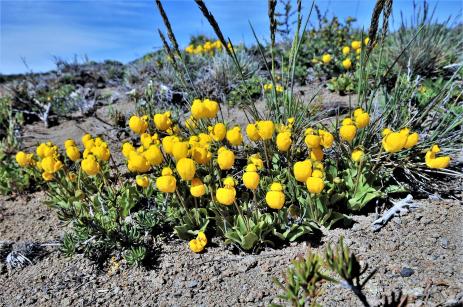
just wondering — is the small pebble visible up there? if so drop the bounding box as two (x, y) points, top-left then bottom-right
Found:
(400, 267), (415, 277)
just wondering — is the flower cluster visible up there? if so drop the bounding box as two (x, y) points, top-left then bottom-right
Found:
(185, 40), (224, 55)
(293, 159), (325, 194)
(14, 96), (453, 255)
(339, 108), (370, 142)
(314, 37), (369, 71)
(15, 134), (113, 182)
(381, 128), (419, 153)
(263, 83), (284, 93)
(35, 142), (63, 181)
(80, 134), (110, 176)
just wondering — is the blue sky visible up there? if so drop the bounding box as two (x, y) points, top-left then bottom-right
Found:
(1, 0), (462, 74)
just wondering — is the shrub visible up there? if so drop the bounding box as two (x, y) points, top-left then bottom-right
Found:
(0, 97), (35, 195)
(380, 1), (463, 77)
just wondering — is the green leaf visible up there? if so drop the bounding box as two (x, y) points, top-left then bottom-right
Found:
(241, 232), (259, 250)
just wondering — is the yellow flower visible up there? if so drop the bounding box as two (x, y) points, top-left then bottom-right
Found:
(319, 130), (334, 148)
(162, 135), (179, 155)
(306, 177), (325, 194)
(197, 231), (207, 246)
(351, 148), (364, 162)
(242, 164), (259, 190)
(140, 133), (153, 149)
(81, 155), (100, 176)
(216, 177), (236, 205)
(66, 146), (81, 162)
(64, 139), (76, 148)
(310, 147), (324, 161)
(265, 182), (285, 210)
(425, 145), (450, 169)
(36, 142), (57, 158)
(293, 160), (312, 182)
(354, 111), (370, 128)
(203, 99), (219, 118)
(122, 142), (135, 158)
(185, 44), (194, 54)
(353, 108), (363, 118)
(322, 53), (332, 64)
(382, 128), (392, 137)
(156, 167), (177, 193)
(209, 123), (227, 142)
(136, 175), (149, 188)
(191, 146), (211, 165)
(91, 146), (110, 161)
(191, 99), (205, 120)
(189, 239), (205, 253)
(305, 134), (321, 149)
(15, 151), (33, 167)
(404, 132), (419, 149)
(257, 121), (275, 140)
(342, 46), (350, 55)
(226, 126), (243, 146)
(351, 40), (361, 50)
(275, 85), (284, 93)
(364, 37), (370, 45)
(81, 133), (92, 147)
(42, 172), (54, 181)
(246, 123), (261, 142)
(36, 143), (47, 158)
(172, 141), (189, 161)
(190, 177), (206, 197)
(342, 118), (354, 126)
(129, 116), (148, 135)
(276, 131), (292, 152)
(356, 48), (361, 54)
(128, 152), (150, 173)
(41, 156), (63, 174)
(382, 132), (407, 153)
(339, 125), (357, 142)
(249, 154), (264, 170)
(263, 83), (273, 91)
(143, 145), (163, 166)
(176, 158), (196, 181)
(342, 58), (352, 70)
(217, 146), (235, 170)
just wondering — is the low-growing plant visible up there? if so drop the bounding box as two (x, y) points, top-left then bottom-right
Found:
(274, 237), (395, 307)
(0, 97), (35, 195)
(327, 73), (356, 95)
(226, 76), (264, 107)
(12, 0), (463, 266)
(378, 1), (463, 78)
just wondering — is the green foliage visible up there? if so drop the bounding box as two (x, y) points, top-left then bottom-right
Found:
(275, 237), (377, 307)
(48, 172), (163, 264)
(274, 252), (332, 307)
(327, 73), (355, 95)
(0, 97), (35, 195)
(295, 13), (360, 81)
(224, 211), (275, 251)
(227, 76), (263, 107)
(379, 2), (462, 77)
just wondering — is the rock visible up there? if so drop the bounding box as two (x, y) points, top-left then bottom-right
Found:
(440, 237), (449, 249)
(187, 280), (199, 288)
(410, 287), (424, 298)
(400, 267), (415, 277)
